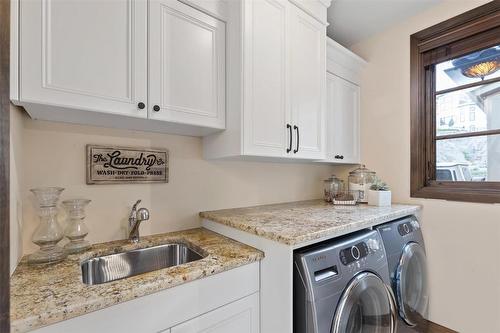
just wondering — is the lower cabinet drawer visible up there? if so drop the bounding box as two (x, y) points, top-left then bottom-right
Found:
(169, 293), (259, 333)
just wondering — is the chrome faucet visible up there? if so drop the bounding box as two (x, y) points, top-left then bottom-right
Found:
(128, 200), (150, 243)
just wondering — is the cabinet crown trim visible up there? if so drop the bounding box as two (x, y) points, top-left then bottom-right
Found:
(327, 38), (367, 68)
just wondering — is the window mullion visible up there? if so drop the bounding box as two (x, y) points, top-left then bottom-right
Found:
(436, 129), (500, 141)
(435, 76), (500, 96)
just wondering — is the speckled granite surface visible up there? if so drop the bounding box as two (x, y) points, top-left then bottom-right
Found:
(10, 228), (263, 333)
(200, 200), (420, 246)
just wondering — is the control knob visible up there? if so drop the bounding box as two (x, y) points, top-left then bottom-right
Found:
(410, 219), (420, 230)
(366, 238), (380, 252)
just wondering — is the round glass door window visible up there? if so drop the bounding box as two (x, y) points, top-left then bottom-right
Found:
(397, 242), (429, 326)
(331, 272), (396, 333)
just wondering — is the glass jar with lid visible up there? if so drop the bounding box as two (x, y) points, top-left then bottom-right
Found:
(323, 175), (344, 202)
(348, 165), (376, 203)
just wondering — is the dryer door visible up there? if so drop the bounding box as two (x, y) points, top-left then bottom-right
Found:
(331, 272), (396, 333)
(396, 242), (429, 326)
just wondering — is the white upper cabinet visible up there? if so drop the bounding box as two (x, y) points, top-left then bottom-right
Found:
(243, 0), (289, 157)
(319, 38), (366, 164)
(326, 73), (360, 164)
(203, 0), (331, 160)
(18, 0), (148, 118)
(13, 0), (226, 136)
(289, 4), (325, 159)
(149, 0), (225, 129)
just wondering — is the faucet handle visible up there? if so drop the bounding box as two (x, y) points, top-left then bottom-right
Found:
(131, 199), (142, 212)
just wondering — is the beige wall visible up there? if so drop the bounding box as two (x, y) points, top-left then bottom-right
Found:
(351, 1), (500, 332)
(10, 104), (24, 274)
(17, 109), (345, 255)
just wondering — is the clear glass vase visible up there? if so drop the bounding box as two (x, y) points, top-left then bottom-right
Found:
(63, 199), (91, 254)
(28, 187), (67, 264)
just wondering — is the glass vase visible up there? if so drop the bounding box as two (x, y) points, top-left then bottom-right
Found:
(63, 199), (91, 254)
(28, 187), (67, 264)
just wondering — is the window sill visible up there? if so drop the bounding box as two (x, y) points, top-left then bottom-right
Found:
(411, 184), (500, 203)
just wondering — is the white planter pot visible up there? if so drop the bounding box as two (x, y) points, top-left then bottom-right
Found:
(368, 190), (391, 207)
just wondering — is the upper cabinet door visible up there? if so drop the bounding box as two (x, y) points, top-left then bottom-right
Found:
(20, 0), (148, 118)
(289, 4), (326, 159)
(243, 0), (289, 157)
(290, 5), (326, 158)
(149, 0), (225, 129)
(327, 72), (361, 164)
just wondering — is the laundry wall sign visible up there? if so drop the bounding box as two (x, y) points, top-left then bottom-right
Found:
(86, 145), (169, 184)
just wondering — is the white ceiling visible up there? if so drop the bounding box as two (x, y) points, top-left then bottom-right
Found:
(327, 0), (442, 47)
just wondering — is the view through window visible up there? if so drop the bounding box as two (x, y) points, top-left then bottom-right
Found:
(435, 45), (500, 182)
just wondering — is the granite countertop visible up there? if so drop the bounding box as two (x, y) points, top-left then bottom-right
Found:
(200, 200), (420, 246)
(10, 228), (264, 333)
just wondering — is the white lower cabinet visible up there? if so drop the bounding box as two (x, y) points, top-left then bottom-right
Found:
(170, 293), (259, 333)
(31, 263), (259, 333)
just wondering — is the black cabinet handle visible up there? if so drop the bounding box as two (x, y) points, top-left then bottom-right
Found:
(153, 105), (160, 112)
(293, 125), (299, 153)
(286, 124), (292, 153)
(137, 102), (145, 110)
(334, 155), (345, 160)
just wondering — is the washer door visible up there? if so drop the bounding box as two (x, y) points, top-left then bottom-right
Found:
(396, 242), (429, 326)
(331, 272), (396, 333)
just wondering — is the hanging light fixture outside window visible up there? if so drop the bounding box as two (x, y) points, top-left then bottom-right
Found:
(452, 46), (500, 81)
(462, 60), (499, 80)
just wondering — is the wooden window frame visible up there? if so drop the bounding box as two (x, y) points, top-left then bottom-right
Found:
(410, 1), (500, 203)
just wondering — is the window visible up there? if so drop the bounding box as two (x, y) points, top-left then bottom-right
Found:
(469, 111), (475, 121)
(411, 2), (500, 203)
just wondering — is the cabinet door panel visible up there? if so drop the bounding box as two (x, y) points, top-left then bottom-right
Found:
(243, 0), (289, 157)
(327, 73), (360, 163)
(149, 0), (225, 129)
(171, 293), (259, 333)
(289, 5), (326, 159)
(20, 0), (147, 117)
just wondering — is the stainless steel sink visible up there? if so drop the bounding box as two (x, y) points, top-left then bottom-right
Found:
(81, 243), (204, 285)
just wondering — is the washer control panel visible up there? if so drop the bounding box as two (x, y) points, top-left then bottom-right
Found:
(339, 242), (369, 265)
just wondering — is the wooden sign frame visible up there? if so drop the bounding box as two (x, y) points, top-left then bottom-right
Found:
(86, 145), (169, 185)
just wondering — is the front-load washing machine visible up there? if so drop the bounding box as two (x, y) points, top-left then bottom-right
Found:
(375, 216), (429, 332)
(294, 229), (397, 333)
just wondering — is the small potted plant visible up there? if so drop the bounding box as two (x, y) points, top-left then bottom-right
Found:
(368, 177), (391, 207)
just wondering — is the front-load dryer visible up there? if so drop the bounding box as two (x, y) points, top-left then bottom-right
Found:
(294, 229), (397, 333)
(375, 216), (429, 332)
